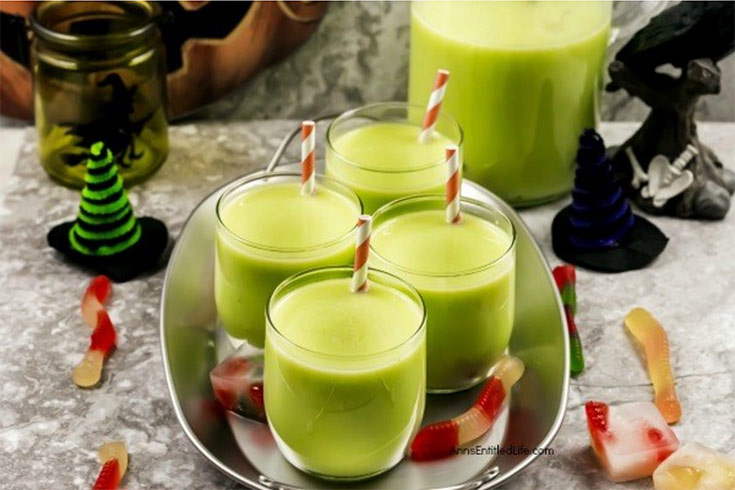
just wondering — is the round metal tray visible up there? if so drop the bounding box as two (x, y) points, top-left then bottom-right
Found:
(161, 134), (569, 488)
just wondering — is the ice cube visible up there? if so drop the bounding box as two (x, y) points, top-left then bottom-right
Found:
(210, 343), (265, 421)
(585, 400), (679, 482)
(653, 442), (735, 490)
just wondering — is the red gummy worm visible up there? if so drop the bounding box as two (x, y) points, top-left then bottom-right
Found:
(410, 420), (460, 462)
(86, 275), (112, 304)
(552, 264), (575, 293)
(410, 374), (509, 461)
(92, 459), (121, 490)
(90, 310), (116, 357)
(410, 356), (524, 462)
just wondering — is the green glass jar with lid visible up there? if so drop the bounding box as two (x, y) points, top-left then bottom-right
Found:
(31, 1), (168, 188)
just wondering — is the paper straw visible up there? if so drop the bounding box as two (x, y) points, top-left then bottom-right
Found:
(351, 215), (372, 293)
(419, 69), (450, 143)
(445, 145), (461, 224)
(301, 120), (316, 195)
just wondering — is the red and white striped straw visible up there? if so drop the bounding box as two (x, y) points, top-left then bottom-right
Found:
(419, 69), (450, 143)
(445, 145), (461, 224)
(301, 120), (316, 195)
(351, 215), (372, 293)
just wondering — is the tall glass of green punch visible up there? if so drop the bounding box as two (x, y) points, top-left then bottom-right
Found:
(265, 266), (426, 480)
(372, 195), (516, 392)
(326, 102), (463, 213)
(215, 173), (362, 347)
(409, 1), (611, 206)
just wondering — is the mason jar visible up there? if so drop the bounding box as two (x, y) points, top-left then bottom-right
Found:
(31, 1), (168, 187)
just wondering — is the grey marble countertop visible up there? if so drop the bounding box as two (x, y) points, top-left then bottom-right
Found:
(0, 122), (733, 489)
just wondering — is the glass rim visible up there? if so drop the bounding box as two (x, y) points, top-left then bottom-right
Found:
(216, 171), (363, 253)
(325, 101), (464, 174)
(371, 194), (517, 278)
(31, 1), (160, 47)
(266, 265), (427, 361)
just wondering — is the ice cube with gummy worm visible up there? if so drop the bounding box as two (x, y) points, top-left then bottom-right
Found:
(653, 442), (735, 490)
(585, 401), (679, 482)
(209, 343), (265, 421)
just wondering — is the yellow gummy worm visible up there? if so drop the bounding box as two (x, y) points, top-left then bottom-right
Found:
(624, 307), (682, 424)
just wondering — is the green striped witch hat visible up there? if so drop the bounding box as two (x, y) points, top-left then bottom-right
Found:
(48, 142), (168, 282)
(69, 142), (141, 256)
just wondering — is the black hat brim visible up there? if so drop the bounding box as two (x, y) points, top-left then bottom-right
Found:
(48, 217), (169, 282)
(552, 206), (668, 273)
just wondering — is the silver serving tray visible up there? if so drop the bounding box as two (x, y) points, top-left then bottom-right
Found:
(161, 156), (569, 489)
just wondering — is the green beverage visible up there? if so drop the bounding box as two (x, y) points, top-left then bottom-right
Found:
(372, 196), (515, 392)
(409, 1), (611, 205)
(265, 267), (426, 479)
(326, 102), (462, 213)
(215, 174), (361, 347)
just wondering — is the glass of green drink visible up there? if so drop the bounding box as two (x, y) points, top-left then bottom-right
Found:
(409, 1), (611, 206)
(372, 195), (516, 393)
(215, 173), (362, 347)
(265, 266), (426, 480)
(326, 102), (463, 213)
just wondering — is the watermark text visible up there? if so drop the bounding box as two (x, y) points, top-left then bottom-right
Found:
(451, 444), (554, 457)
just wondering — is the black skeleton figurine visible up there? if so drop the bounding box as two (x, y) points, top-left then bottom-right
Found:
(607, 1), (735, 220)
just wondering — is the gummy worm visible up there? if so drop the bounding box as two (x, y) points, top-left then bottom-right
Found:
(73, 310), (117, 388)
(624, 307), (682, 424)
(93, 441), (127, 490)
(553, 265), (585, 375)
(82, 275), (112, 329)
(409, 355), (524, 461)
